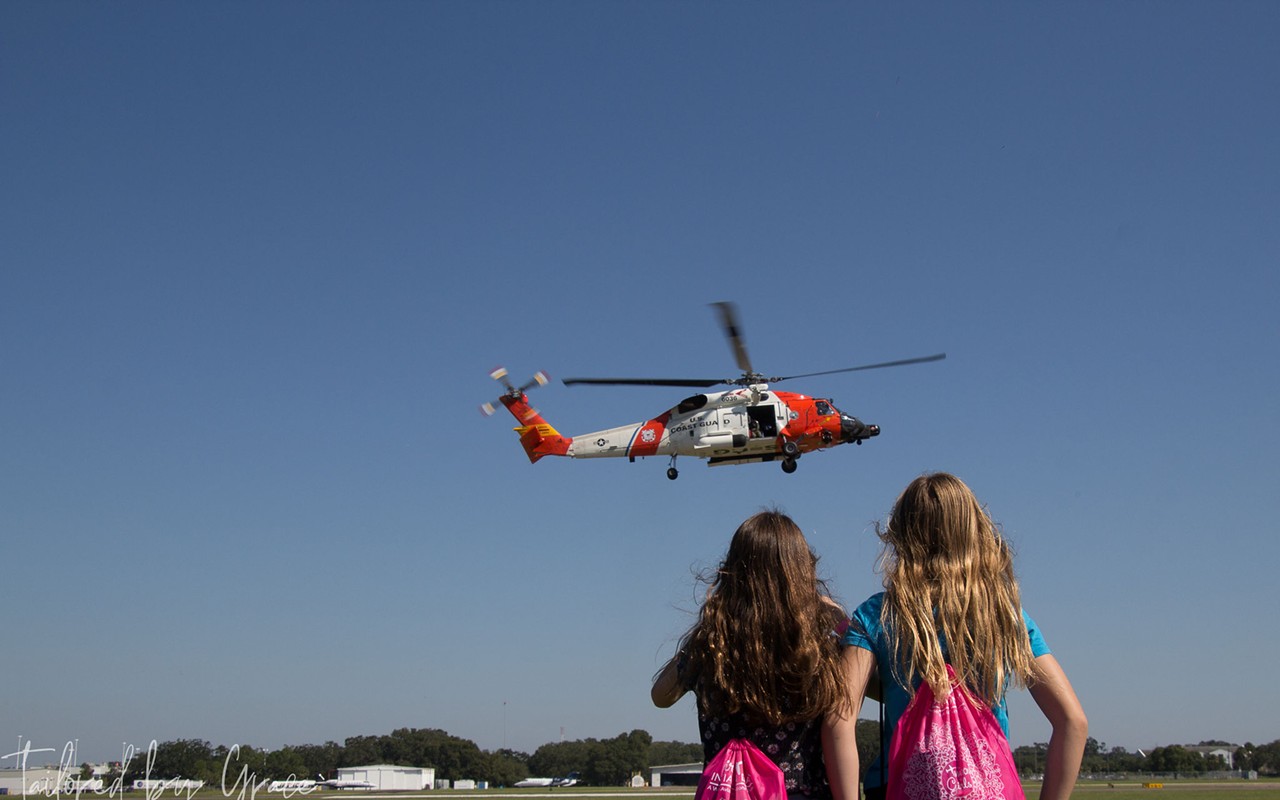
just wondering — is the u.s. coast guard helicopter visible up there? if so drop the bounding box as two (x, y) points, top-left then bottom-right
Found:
(482, 302), (944, 480)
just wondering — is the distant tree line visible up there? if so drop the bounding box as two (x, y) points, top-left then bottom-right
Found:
(1008, 738), (1280, 777)
(1234, 742), (1280, 774)
(828, 726), (1280, 781)
(96, 728), (1280, 788)
(105, 728), (701, 788)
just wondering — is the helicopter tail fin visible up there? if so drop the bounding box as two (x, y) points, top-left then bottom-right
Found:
(481, 367), (571, 463)
(501, 393), (572, 464)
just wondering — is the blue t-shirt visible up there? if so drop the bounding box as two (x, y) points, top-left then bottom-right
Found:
(842, 592), (1050, 788)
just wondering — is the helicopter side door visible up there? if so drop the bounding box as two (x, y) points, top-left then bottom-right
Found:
(746, 403), (779, 439)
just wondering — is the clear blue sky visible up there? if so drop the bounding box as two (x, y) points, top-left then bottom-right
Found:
(4, 1), (1278, 767)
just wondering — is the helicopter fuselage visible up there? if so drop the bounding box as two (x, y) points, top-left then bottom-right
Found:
(564, 385), (878, 464)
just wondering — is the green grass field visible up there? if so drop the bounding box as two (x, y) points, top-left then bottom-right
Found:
(429, 780), (1280, 800)
(1065, 781), (1280, 800)
(421, 781), (1280, 800)
(134, 779), (1280, 800)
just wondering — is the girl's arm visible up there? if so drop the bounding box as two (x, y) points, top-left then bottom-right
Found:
(1028, 654), (1088, 800)
(823, 646), (875, 800)
(650, 654), (686, 708)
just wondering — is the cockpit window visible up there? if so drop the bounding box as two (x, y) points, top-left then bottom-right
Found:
(676, 394), (710, 414)
(815, 400), (833, 416)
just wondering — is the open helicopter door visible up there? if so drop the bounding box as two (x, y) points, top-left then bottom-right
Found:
(746, 404), (779, 438)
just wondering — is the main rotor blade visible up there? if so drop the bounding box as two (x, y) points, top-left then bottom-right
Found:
(712, 301), (754, 376)
(772, 353), (947, 382)
(562, 376), (726, 388)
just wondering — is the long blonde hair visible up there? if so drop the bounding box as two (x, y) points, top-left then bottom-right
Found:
(878, 473), (1036, 706)
(681, 510), (848, 724)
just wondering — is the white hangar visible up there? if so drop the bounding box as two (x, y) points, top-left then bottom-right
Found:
(335, 765), (436, 791)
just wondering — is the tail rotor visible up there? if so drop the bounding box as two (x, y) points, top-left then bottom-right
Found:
(480, 366), (570, 463)
(481, 366), (549, 416)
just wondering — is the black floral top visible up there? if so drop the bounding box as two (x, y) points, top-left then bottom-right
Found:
(680, 657), (831, 800)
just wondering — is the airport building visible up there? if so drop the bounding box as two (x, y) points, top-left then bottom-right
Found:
(1182, 745), (1235, 769)
(648, 761), (702, 788)
(0, 768), (101, 795)
(335, 765), (435, 791)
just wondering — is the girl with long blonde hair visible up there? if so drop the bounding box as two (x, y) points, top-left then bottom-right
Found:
(653, 509), (850, 800)
(824, 473), (1087, 800)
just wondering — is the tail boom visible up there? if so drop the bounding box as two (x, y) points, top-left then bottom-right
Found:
(501, 393), (572, 463)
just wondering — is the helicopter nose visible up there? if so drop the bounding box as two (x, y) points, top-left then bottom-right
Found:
(841, 415), (880, 444)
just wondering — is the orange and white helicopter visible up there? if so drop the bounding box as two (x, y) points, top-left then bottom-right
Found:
(482, 302), (944, 480)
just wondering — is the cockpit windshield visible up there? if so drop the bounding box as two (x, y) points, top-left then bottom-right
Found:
(815, 400), (834, 416)
(676, 394), (710, 414)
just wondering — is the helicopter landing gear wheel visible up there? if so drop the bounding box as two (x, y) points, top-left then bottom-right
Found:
(781, 458), (798, 474)
(667, 456), (679, 481)
(781, 440), (800, 458)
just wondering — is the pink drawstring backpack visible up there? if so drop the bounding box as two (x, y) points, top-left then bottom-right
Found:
(695, 738), (787, 800)
(885, 665), (1024, 800)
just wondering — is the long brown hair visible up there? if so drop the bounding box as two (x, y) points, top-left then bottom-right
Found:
(680, 510), (848, 724)
(878, 473), (1037, 706)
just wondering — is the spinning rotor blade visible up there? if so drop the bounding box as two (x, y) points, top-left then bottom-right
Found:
(561, 304), (945, 390)
(517, 370), (550, 393)
(562, 302), (758, 389)
(712, 301), (754, 376)
(561, 376), (725, 388)
(771, 353), (947, 382)
(488, 366), (549, 394)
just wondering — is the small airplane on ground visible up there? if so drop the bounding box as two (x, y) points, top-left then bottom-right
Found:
(315, 775), (376, 790)
(483, 302), (944, 479)
(513, 773), (579, 788)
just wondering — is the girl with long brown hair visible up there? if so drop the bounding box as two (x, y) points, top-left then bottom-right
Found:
(824, 473), (1087, 800)
(652, 509), (851, 800)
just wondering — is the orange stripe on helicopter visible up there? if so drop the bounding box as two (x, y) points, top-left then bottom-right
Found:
(626, 413), (671, 459)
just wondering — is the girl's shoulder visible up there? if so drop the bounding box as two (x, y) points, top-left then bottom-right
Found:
(1022, 608), (1052, 657)
(854, 591), (887, 617)
(842, 592), (888, 648)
